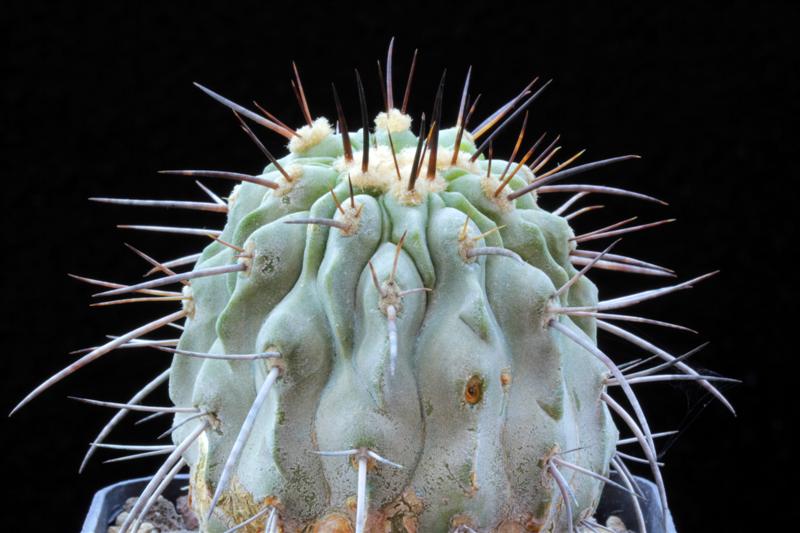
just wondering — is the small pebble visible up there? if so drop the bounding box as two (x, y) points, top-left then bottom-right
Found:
(176, 495), (199, 530)
(606, 515), (631, 532)
(107, 495), (198, 533)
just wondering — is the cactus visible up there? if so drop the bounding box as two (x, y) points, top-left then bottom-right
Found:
(11, 40), (734, 533)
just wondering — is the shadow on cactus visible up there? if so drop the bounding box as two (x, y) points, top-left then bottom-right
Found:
(10, 39), (736, 533)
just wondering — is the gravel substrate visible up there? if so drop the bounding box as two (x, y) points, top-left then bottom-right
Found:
(107, 495), (198, 533)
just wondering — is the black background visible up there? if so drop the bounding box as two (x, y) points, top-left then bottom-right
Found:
(2, 2), (795, 531)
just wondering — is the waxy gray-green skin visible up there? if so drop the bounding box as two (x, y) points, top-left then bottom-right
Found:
(170, 124), (617, 532)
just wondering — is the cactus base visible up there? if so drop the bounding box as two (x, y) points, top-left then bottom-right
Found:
(83, 475), (676, 533)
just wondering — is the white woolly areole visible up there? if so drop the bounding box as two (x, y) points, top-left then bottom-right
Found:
(480, 175), (514, 212)
(373, 109), (412, 133)
(272, 164), (305, 197)
(227, 184), (242, 209)
(288, 117), (332, 153)
(334, 145), (480, 204)
(181, 284), (196, 319)
(446, 147), (483, 172)
(238, 240), (255, 274)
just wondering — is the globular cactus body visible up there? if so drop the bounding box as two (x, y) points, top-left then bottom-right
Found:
(174, 113), (615, 532)
(13, 41), (731, 533)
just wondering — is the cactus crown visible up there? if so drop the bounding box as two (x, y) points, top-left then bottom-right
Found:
(12, 39), (731, 533)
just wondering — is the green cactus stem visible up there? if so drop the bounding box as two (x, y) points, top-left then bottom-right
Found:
(12, 39), (734, 533)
